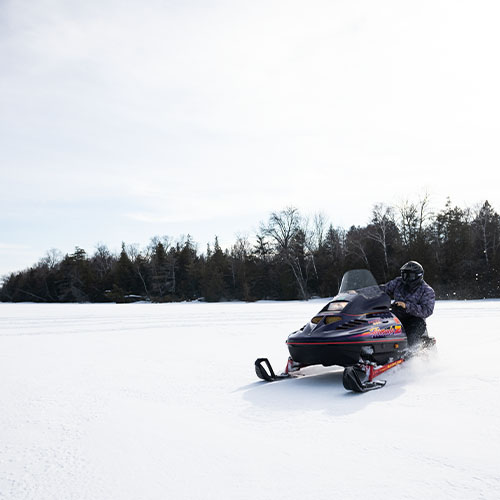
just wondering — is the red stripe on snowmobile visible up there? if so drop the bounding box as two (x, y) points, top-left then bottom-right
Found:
(368, 358), (405, 381)
(287, 338), (407, 346)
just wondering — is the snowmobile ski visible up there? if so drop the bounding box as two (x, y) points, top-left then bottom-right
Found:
(342, 359), (404, 392)
(254, 358), (279, 381)
(254, 357), (305, 382)
(342, 366), (386, 392)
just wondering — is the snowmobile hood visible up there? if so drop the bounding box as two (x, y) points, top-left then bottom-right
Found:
(323, 286), (391, 316)
(288, 287), (393, 342)
(287, 270), (396, 346)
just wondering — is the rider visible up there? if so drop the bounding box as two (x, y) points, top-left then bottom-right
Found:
(382, 261), (435, 347)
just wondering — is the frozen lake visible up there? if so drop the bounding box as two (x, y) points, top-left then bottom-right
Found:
(1, 299), (499, 499)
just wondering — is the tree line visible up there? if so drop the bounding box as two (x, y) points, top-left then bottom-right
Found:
(2, 197), (500, 303)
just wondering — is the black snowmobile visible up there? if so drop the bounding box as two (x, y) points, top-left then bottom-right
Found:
(255, 269), (436, 392)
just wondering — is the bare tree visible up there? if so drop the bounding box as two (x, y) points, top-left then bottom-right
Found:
(397, 192), (433, 247)
(126, 243), (151, 299)
(417, 191), (433, 235)
(302, 212), (328, 282)
(40, 248), (63, 270)
(346, 226), (370, 267)
(368, 203), (395, 274)
(261, 207), (309, 299)
(230, 234), (252, 296)
(473, 201), (500, 267)
(92, 244), (113, 279)
(312, 212), (327, 249)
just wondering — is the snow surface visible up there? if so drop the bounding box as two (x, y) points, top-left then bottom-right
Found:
(1, 299), (499, 500)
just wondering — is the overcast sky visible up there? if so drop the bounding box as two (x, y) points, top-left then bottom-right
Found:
(1, 0), (500, 277)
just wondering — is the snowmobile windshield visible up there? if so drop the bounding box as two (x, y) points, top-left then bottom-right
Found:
(320, 270), (388, 314)
(333, 269), (389, 314)
(337, 269), (386, 302)
(339, 269), (378, 294)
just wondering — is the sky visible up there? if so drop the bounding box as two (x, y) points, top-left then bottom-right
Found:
(1, 0), (500, 277)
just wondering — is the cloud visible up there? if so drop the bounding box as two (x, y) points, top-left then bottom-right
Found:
(0, 243), (30, 250)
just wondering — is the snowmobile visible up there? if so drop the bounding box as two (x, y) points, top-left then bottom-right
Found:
(254, 269), (436, 392)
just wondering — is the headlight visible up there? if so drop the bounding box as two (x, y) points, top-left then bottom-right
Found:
(326, 301), (348, 312)
(311, 315), (342, 325)
(324, 316), (342, 325)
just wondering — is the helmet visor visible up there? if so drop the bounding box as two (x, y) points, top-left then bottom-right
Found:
(401, 270), (420, 282)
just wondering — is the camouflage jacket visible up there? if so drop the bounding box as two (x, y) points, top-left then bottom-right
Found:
(382, 277), (435, 319)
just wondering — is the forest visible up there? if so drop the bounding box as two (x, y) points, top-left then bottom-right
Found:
(1, 197), (500, 303)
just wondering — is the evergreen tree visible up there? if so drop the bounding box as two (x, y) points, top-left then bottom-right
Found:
(472, 201), (500, 296)
(56, 247), (91, 302)
(202, 237), (229, 302)
(110, 244), (137, 301)
(176, 236), (199, 300)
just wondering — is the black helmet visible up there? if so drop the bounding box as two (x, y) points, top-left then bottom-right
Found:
(400, 261), (424, 283)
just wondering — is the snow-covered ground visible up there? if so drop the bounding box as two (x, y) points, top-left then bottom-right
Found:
(1, 299), (499, 500)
